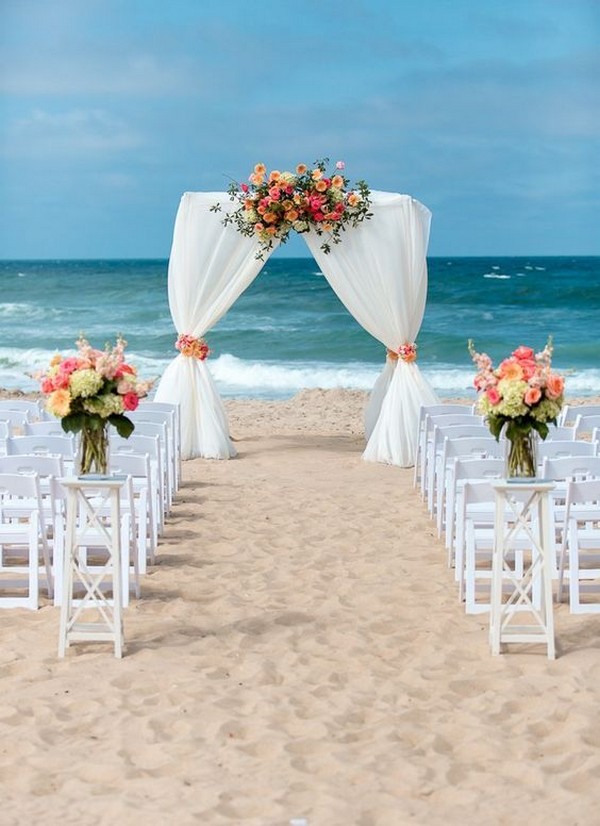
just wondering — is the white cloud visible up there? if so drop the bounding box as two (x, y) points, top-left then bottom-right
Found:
(3, 108), (143, 158)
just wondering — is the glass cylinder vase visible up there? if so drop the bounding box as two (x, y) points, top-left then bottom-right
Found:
(505, 428), (538, 479)
(76, 420), (109, 476)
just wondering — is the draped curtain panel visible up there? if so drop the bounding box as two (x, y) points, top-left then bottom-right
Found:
(305, 191), (439, 466)
(157, 189), (437, 466)
(154, 192), (278, 459)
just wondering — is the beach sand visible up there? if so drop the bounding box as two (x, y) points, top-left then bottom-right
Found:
(1, 388), (600, 825)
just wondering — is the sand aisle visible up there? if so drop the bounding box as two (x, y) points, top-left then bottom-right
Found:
(1, 389), (600, 825)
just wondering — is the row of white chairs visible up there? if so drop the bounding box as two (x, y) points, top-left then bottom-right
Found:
(0, 400), (181, 609)
(415, 403), (600, 616)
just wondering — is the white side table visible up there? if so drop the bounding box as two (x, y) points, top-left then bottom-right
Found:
(58, 477), (127, 658)
(490, 480), (556, 659)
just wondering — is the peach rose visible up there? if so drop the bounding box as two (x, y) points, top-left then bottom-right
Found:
(315, 180), (328, 193)
(545, 373), (564, 400)
(311, 169), (323, 181)
(296, 164), (307, 175)
(524, 387), (542, 406)
(254, 163), (266, 175)
(331, 175), (344, 189)
(268, 170), (281, 183)
(347, 192), (360, 206)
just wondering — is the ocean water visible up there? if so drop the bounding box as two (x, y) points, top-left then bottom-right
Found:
(0, 256), (598, 400)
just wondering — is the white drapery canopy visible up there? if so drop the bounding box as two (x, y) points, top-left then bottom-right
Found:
(155, 190), (439, 465)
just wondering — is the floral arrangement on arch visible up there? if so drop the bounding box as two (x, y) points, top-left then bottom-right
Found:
(38, 335), (154, 439)
(211, 158), (372, 259)
(468, 338), (564, 441)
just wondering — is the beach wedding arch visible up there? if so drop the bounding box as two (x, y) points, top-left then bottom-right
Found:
(154, 159), (439, 467)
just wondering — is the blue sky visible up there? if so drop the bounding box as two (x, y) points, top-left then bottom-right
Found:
(1, 0), (598, 258)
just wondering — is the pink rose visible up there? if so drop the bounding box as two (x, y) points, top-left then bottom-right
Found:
(545, 373), (564, 400)
(524, 387), (542, 406)
(336, 160), (345, 170)
(519, 359), (537, 380)
(41, 376), (55, 394)
(513, 345), (534, 361)
(486, 387), (501, 405)
(122, 392), (139, 411)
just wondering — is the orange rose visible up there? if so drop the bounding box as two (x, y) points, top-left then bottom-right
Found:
(263, 212), (278, 224)
(311, 169), (323, 181)
(284, 209), (299, 222)
(46, 388), (71, 418)
(315, 180), (328, 192)
(268, 170), (281, 183)
(347, 192), (360, 206)
(296, 163), (307, 175)
(331, 175), (344, 189)
(254, 163), (266, 175)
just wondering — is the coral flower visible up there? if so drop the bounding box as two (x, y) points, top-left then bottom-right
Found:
(545, 373), (564, 400)
(524, 387), (542, 406)
(498, 358), (524, 381)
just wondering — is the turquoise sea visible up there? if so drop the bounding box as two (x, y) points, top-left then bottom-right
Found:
(0, 256), (598, 400)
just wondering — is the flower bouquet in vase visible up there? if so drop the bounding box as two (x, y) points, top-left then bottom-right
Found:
(468, 339), (564, 478)
(38, 335), (153, 476)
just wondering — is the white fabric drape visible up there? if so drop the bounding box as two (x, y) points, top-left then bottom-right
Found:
(304, 191), (439, 466)
(154, 192), (277, 459)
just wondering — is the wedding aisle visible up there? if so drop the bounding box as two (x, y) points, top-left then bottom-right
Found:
(1, 389), (599, 825)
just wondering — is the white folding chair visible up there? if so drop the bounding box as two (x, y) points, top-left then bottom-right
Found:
(426, 423), (493, 517)
(140, 401), (181, 484)
(110, 433), (165, 535)
(557, 479), (600, 613)
(413, 403), (476, 492)
(540, 455), (600, 575)
(537, 440), (598, 463)
(0, 472), (54, 608)
(445, 456), (505, 568)
(559, 404), (600, 427)
(109, 451), (157, 573)
(130, 406), (180, 492)
(574, 415), (600, 441)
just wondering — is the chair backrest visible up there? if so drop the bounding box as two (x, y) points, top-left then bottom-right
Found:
(560, 404), (600, 427)
(537, 440), (598, 461)
(109, 451), (152, 480)
(24, 420), (67, 437)
(0, 471), (42, 501)
(0, 410), (29, 433)
(545, 426), (576, 441)
(0, 454), (65, 478)
(452, 457), (505, 481)
(541, 455), (600, 482)
(442, 435), (504, 463)
(0, 399), (41, 418)
(5, 434), (76, 458)
(574, 415), (600, 439)
(564, 478), (600, 517)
